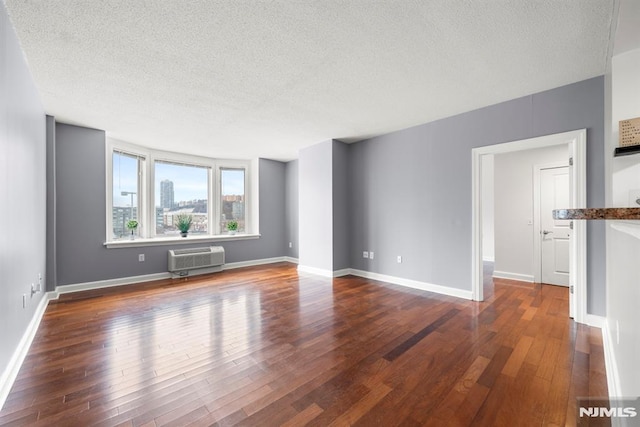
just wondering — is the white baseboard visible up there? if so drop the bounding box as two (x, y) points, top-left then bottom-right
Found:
(297, 266), (473, 300)
(284, 256), (298, 264)
(54, 272), (172, 296)
(297, 265), (335, 278)
(602, 319), (622, 399)
(492, 270), (534, 283)
(224, 256), (290, 270)
(0, 292), (51, 411)
(333, 268), (351, 277)
(297, 265), (352, 278)
(349, 269), (473, 300)
(482, 256), (495, 263)
(54, 257), (295, 296)
(585, 314), (606, 329)
(587, 316), (625, 401)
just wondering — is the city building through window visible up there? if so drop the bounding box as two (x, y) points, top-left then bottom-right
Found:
(107, 142), (253, 242)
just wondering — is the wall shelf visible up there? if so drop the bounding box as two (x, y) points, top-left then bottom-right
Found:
(553, 208), (640, 220)
(614, 145), (640, 157)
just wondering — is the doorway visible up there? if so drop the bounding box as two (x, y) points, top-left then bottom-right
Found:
(472, 129), (587, 324)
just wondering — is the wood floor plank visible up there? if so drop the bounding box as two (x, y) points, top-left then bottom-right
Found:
(0, 262), (608, 426)
(477, 346), (513, 388)
(426, 355), (491, 423)
(382, 308), (460, 361)
(280, 403), (323, 427)
(501, 335), (534, 377)
(327, 383), (392, 427)
(543, 337), (574, 426)
(536, 337), (563, 381)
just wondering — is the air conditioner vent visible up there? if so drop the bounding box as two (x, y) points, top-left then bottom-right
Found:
(168, 246), (225, 277)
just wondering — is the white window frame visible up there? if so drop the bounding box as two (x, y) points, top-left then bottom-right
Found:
(105, 139), (258, 248)
(216, 160), (252, 234)
(107, 142), (149, 242)
(152, 156), (213, 237)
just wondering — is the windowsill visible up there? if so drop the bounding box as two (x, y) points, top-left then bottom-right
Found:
(104, 233), (261, 249)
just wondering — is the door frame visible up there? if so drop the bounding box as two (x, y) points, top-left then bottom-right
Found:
(471, 129), (587, 324)
(533, 162), (569, 284)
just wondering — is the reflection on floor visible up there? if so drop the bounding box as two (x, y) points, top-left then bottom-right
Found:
(0, 262), (607, 426)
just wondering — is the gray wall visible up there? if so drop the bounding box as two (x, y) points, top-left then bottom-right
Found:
(46, 116), (57, 291)
(55, 124), (107, 285)
(0, 1), (47, 390)
(332, 141), (350, 270)
(285, 160), (299, 259)
(55, 123), (288, 285)
(298, 140), (334, 271)
(348, 76), (605, 315)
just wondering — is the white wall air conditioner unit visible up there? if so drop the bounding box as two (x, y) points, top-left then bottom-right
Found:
(168, 246), (225, 278)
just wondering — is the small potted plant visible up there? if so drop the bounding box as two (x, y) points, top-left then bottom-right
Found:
(227, 220), (238, 235)
(176, 214), (192, 237)
(126, 220), (138, 240)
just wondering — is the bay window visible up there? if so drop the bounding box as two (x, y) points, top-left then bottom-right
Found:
(106, 141), (255, 245)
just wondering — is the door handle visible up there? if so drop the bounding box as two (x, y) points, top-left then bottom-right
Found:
(542, 230), (553, 235)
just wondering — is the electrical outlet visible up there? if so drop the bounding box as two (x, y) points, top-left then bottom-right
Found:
(363, 251), (369, 259)
(288, 242), (292, 248)
(397, 255), (402, 263)
(22, 294), (27, 308)
(31, 283), (37, 296)
(369, 251), (374, 259)
(138, 254), (145, 262)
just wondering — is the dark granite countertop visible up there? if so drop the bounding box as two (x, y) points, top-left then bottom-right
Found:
(553, 208), (640, 220)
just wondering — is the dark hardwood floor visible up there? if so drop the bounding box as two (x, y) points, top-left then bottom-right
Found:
(0, 262), (607, 426)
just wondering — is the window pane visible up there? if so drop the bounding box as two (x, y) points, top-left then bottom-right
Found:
(220, 168), (245, 233)
(155, 161), (209, 235)
(112, 151), (140, 240)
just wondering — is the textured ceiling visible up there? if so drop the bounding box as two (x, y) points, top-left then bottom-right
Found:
(614, 0), (640, 55)
(6, 0), (614, 161)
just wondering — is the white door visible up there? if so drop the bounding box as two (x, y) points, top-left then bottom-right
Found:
(540, 167), (570, 286)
